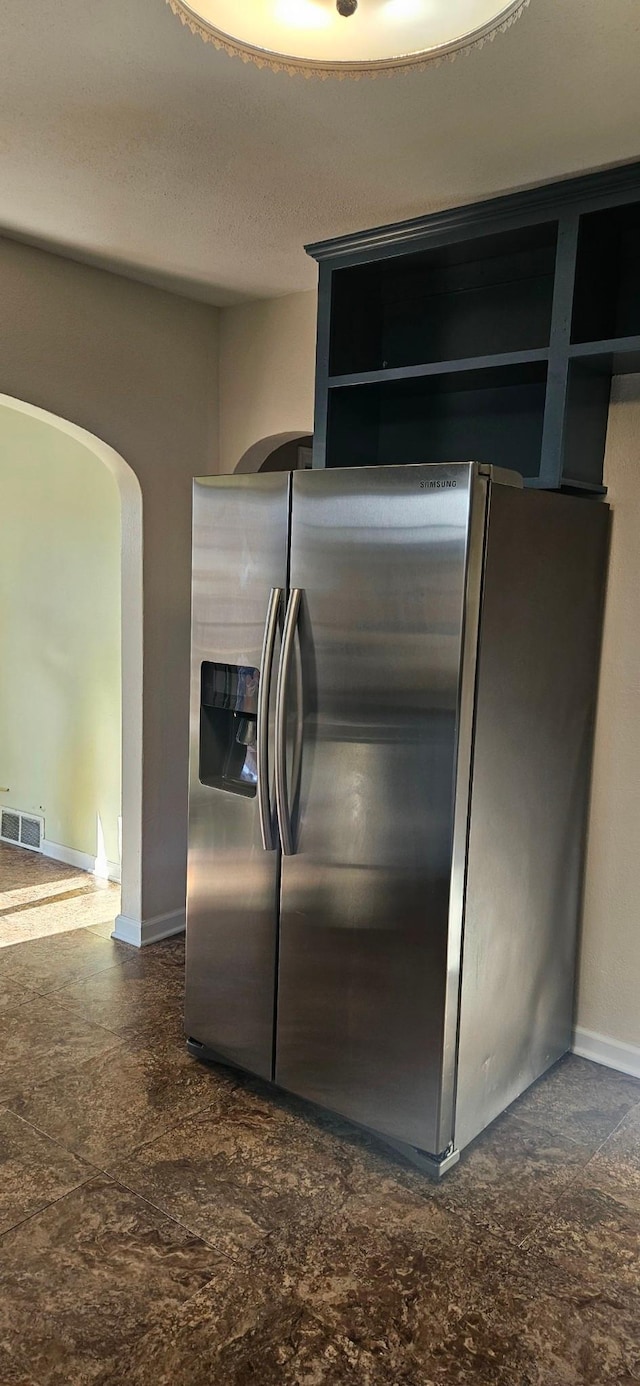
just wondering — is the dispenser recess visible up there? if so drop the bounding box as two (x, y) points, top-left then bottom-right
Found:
(199, 661), (260, 796)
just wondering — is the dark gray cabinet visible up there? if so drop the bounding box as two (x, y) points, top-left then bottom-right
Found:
(307, 161), (640, 491)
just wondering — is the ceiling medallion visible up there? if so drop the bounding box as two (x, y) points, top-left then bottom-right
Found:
(166, 0), (531, 79)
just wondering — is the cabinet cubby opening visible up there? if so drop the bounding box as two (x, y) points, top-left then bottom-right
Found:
(328, 223), (558, 378)
(572, 203), (640, 344)
(326, 362), (547, 481)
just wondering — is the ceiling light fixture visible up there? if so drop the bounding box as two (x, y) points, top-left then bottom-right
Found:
(166, 0), (531, 79)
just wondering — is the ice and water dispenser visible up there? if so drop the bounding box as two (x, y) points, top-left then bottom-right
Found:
(199, 662), (260, 796)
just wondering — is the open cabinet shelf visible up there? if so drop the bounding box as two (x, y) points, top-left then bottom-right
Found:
(568, 337), (640, 374)
(571, 202), (640, 344)
(309, 160), (640, 491)
(327, 346), (550, 391)
(326, 362), (547, 478)
(328, 223), (558, 378)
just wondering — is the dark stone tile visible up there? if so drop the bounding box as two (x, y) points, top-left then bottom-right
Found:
(580, 1102), (640, 1212)
(0, 1175), (221, 1386)
(0, 993), (124, 1105)
(463, 1238), (640, 1385)
(247, 1200), (512, 1385)
(524, 1180), (640, 1310)
(52, 951), (185, 1038)
(511, 1054), (640, 1146)
(144, 934), (185, 969)
(94, 1261), (364, 1386)
(111, 1080), (399, 1260)
(0, 1108), (91, 1236)
(8, 1036), (237, 1170)
(234, 1072), (433, 1191)
(270, 1208), (640, 1386)
(0, 1345), (33, 1386)
(423, 1243), (640, 1385)
(255, 1081), (593, 1246)
(425, 1111), (589, 1245)
(0, 977), (36, 1014)
(95, 1190), (500, 1386)
(94, 1211), (640, 1386)
(2, 843), (636, 1385)
(149, 1011), (192, 1052)
(0, 927), (130, 993)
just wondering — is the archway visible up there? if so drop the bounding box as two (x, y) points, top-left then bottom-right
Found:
(234, 431), (313, 474)
(0, 394), (143, 942)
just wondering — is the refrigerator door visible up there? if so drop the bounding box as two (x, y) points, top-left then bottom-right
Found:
(185, 473), (290, 1079)
(274, 463), (484, 1154)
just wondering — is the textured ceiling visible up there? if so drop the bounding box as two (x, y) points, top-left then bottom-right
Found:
(1, 0), (639, 305)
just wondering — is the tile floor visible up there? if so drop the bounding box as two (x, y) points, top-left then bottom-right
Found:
(0, 842), (638, 1384)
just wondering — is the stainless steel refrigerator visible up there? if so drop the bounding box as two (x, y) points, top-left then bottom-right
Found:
(185, 462), (609, 1175)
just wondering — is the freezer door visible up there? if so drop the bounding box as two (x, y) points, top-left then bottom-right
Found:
(185, 474), (290, 1079)
(275, 463), (483, 1154)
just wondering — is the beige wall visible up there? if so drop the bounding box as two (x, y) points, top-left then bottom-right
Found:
(0, 236), (218, 935)
(218, 291), (317, 473)
(0, 404), (121, 868)
(578, 375), (640, 1053)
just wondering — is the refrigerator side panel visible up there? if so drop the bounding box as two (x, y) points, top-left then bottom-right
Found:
(275, 462), (478, 1155)
(455, 486), (609, 1151)
(185, 473), (290, 1080)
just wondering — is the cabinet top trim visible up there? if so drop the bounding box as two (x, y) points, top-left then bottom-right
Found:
(306, 158), (640, 264)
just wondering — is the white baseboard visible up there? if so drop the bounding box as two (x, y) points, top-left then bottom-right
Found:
(573, 1026), (640, 1080)
(113, 908), (185, 948)
(42, 839), (121, 883)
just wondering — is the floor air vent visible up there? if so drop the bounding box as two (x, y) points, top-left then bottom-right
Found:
(1, 808), (44, 852)
(1, 810), (20, 843)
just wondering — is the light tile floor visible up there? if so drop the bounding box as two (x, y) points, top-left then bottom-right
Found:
(0, 843), (638, 1384)
(0, 842), (120, 947)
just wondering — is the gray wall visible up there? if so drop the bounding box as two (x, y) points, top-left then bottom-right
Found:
(0, 235), (219, 929)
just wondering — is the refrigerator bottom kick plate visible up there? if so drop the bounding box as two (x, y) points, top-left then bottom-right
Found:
(186, 1037), (460, 1181)
(187, 1036), (240, 1066)
(378, 1134), (460, 1180)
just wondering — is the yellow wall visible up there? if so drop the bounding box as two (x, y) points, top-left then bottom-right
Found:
(0, 403), (121, 868)
(217, 298), (639, 1057)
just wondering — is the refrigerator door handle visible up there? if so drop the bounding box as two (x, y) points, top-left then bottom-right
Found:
(274, 587), (302, 856)
(256, 587), (282, 852)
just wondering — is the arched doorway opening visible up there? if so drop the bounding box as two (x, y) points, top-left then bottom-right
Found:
(234, 432), (313, 474)
(0, 394), (142, 943)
